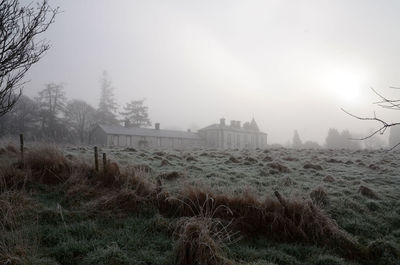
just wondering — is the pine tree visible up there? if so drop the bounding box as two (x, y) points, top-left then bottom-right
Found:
(292, 130), (302, 149)
(97, 71), (119, 125)
(120, 99), (151, 128)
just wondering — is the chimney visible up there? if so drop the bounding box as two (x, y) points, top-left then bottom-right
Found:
(220, 118), (226, 126)
(155, 123), (160, 130)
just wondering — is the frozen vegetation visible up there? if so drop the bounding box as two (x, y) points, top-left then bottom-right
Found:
(1, 143), (400, 264)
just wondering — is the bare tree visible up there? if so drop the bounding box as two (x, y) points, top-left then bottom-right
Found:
(342, 87), (400, 149)
(64, 99), (96, 143)
(0, 0), (58, 116)
(36, 83), (66, 138)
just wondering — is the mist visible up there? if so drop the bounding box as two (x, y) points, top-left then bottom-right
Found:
(23, 0), (400, 144)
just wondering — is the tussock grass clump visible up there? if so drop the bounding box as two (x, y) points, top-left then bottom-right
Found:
(160, 186), (357, 254)
(227, 156), (240, 163)
(310, 187), (329, 206)
(0, 165), (26, 192)
(358, 186), (379, 200)
(303, 163), (323, 170)
(323, 175), (335, 183)
(267, 162), (290, 173)
(23, 145), (72, 184)
(85, 189), (146, 215)
(174, 217), (234, 265)
(160, 159), (172, 166)
(159, 171), (184, 181)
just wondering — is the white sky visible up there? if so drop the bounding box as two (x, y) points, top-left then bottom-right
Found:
(24, 0), (400, 144)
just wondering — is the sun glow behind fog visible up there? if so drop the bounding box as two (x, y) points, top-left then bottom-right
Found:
(316, 65), (367, 104)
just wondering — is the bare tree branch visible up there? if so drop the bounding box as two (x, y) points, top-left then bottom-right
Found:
(0, 0), (58, 116)
(342, 87), (400, 149)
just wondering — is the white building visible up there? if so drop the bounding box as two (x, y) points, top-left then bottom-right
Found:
(198, 118), (267, 149)
(91, 118), (267, 150)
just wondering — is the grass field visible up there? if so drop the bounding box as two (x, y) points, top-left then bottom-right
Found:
(1, 143), (400, 264)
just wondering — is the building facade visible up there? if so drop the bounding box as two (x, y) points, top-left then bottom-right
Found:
(197, 118), (267, 149)
(91, 123), (202, 149)
(91, 118), (267, 150)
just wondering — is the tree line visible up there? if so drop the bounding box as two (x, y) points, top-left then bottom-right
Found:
(0, 72), (151, 144)
(290, 127), (398, 150)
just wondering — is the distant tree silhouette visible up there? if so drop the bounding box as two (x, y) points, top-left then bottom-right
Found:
(0, 0), (58, 116)
(292, 130), (302, 149)
(120, 99), (151, 128)
(325, 128), (341, 149)
(97, 71), (119, 125)
(36, 83), (66, 138)
(325, 128), (360, 149)
(340, 129), (361, 150)
(0, 94), (39, 137)
(64, 99), (97, 143)
(303, 141), (322, 149)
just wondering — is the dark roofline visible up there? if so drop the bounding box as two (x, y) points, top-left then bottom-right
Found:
(198, 123), (267, 135)
(96, 124), (201, 140)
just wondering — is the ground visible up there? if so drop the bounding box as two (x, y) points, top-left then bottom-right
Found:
(1, 144), (399, 265)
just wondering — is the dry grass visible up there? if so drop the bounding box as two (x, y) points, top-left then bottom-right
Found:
(310, 186), (329, 206)
(0, 164), (27, 192)
(23, 145), (72, 185)
(0, 191), (35, 265)
(0, 144), (373, 263)
(174, 217), (235, 265)
(173, 193), (236, 265)
(158, 186), (363, 258)
(85, 189), (146, 215)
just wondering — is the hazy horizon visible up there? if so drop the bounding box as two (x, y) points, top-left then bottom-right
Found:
(22, 0), (400, 144)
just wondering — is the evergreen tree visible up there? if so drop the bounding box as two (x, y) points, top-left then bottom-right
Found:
(292, 130), (302, 149)
(120, 99), (151, 128)
(97, 71), (119, 125)
(325, 128), (341, 149)
(340, 129), (361, 150)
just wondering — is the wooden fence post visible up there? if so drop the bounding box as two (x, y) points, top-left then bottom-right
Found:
(102, 153), (107, 172)
(94, 146), (99, 172)
(19, 133), (24, 163)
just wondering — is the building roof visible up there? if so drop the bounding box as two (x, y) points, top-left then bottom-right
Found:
(96, 124), (201, 140)
(199, 121), (267, 135)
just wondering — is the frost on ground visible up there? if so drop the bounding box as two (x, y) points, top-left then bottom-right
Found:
(1, 144), (400, 265)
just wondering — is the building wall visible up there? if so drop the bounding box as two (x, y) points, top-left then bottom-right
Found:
(94, 126), (263, 150)
(198, 129), (267, 150)
(91, 127), (108, 145)
(104, 133), (201, 149)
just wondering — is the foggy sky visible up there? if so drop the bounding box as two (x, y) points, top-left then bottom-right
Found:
(23, 0), (400, 144)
